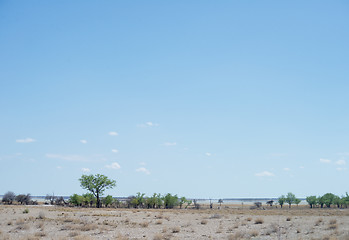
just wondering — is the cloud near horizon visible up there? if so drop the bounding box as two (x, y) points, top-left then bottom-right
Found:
(81, 168), (91, 173)
(16, 138), (36, 143)
(138, 122), (159, 127)
(80, 140), (87, 144)
(109, 131), (118, 136)
(136, 167), (150, 175)
(163, 142), (176, 146)
(336, 159), (346, 165)
(320, 158), (331, 163)
(106, 162), (121, 170)
(111, 149), (119, 153)
(255, 171), (275, 177)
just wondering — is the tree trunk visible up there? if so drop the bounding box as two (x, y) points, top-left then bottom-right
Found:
(96, 192), (100, 208)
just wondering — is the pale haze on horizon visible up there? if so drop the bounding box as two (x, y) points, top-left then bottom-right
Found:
(0, 1), (348, 199)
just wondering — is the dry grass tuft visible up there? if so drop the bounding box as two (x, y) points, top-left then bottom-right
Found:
(140, 221), (149, 228)
(249, 230), (258, 237)
(327, 223), (338, 230)
(69, 231), (79, 237)
(34, 232), (46, 237)
(246, 217), (252, 222)
(153, 233), (172, 240)
(227, 231), (245, 240)
(315, 218), (323, 226)
(254, 218), (264, 224)
(201, 219), (208, 225)
(115, 233), (129, 240)
(79, 223), (98, 231)
(153, 234), (163, 240)
(171, 226), (180, 233)
(155, 220), (163, 225)
(210, 214), (222, 219)
(286, 217), (291, 221)
(38, 212), (45, 219)
(329, 219), (337, 225)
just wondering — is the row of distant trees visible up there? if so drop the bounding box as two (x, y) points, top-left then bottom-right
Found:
(276, 192), (349, 208)
(305, 193), (349, 208)
(1, 192), (35, 205)
(68, 192), (193, 209)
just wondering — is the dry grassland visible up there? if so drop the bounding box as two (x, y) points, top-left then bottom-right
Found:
(0, 205), (349, 239)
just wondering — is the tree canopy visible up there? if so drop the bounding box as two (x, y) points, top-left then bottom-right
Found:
(79, 174), (116, 208)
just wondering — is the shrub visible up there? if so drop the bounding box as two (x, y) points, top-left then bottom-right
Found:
(102, 195), (114, 207)
(2, 191), (16, 204)
(163, 193), (179, 209)
(255, 218), (264, 224)
(278, 195), (286, 208)
(69, 194), (84, 206)
(23, 208), (29, 214)
(15, 194), (31, 205)
(306, 196), (317, 208)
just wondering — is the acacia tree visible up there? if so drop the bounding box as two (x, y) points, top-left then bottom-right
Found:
(285, 192), (296, 208)
(79, 174), (116, 208)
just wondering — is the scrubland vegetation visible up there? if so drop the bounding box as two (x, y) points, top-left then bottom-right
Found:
(1, 174), (349, 239)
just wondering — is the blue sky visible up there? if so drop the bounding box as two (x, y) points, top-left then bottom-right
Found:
(0, 1), (348, 199)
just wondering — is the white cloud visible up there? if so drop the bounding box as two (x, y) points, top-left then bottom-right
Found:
(136, 167), (150, 175)
(320, 158), (331, 163)
(16, 138), (36, 143)
(205, 153), (212, 157)
(80, 140), (87, 144)
(139, 162), (146, 166)
(336, 167), (347, 171)
(56, 166), (62, 170)
(299, 166), (305, 169)
(81, 168), (91, 173)
(46, 154), (87, 162)
(336, 159), (346, 165)
(255, 171), (275, 177)
(111, 149), (119, 153)
(109, 132), (118, 136)
(283, 168), (291, 171)
(163, 142), (176, 146)
(138, 122), (159, 127)
(106, 162), (121, 170)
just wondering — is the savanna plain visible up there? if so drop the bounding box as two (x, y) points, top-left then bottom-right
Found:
(1, 204), (349, 240)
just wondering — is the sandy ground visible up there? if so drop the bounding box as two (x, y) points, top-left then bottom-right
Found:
(0, 204), (349, 240)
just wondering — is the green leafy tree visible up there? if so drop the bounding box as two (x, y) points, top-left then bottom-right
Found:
(278, 195), (286, 208)
(135, 192), (145, 208)
(179, 197), (188, 209)
(82, 193), (96, 207)
(306, 196), (317, 208)
(333, 195), (341, 208)
(163, 193), (179, 209)
(79, 174), (116, 208)
(69, 194), (83, 206)
(102, 195), (114, 207)
(285, 192), (296, 208)
(145, 193), (158, 209)
(322, 193), (335, 208)
(294, 198), (301, 206)
(317, 196), (325, 208)
(155, 193), (163, 209)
